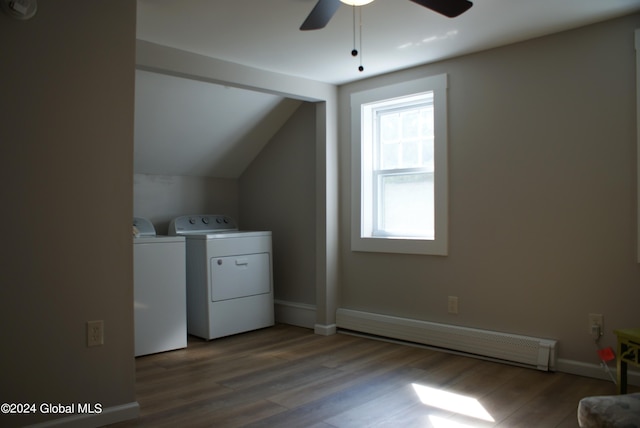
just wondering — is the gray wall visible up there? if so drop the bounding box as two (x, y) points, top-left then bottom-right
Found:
(339, 14), (640, 366)
(0, 1), (136, 426)
(240, 103), (317, 305)
(133, 174), (239, 235)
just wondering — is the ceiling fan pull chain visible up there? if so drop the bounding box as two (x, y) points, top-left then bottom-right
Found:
(358, 6), (364, 72)
(347, 3), (365, 72)
(351, 5), (358, 57)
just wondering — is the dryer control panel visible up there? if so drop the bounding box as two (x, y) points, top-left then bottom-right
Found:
(168, 215), (238, 235)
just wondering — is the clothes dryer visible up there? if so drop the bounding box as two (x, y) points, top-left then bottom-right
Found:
(168, 215), (274, 340)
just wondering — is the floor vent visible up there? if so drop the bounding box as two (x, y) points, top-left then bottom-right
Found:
(336, 308), (557, 371)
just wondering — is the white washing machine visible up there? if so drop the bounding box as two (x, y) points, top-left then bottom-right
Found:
(168, 214), (274, 340)
(133, 217), (187, 356)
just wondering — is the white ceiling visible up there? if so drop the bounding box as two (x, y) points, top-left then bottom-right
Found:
(134, 0), (640, 180)
(137, 0), (640, 85)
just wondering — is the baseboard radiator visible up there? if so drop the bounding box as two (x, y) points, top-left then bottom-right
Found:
(336, 308), (558, 371)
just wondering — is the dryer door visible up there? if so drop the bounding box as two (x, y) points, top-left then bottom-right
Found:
(210, 253), (271, 302)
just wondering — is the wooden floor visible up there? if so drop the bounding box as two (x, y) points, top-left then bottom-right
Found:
(110, 324), (634, 428)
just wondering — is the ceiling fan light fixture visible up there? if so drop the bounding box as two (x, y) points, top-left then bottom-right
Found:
(339, 0), (374, 6)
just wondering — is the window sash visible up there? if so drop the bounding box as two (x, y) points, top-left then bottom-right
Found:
(373, 101), (434, 172)
(370, 97), (435, 239)
(372, 169), (435, 238)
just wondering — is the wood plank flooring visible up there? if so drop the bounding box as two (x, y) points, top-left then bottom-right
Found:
(109, 324), (636, 428)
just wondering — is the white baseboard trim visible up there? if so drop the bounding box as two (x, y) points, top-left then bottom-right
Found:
(274, 299), (316, 329)
(27, 401), (139, 428)
(273, 300), (336, 336)
(557, 359), (640, 387)
(314, 323), (337, 336)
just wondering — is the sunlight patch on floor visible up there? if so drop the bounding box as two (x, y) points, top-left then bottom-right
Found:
(412, 383), (495, 423)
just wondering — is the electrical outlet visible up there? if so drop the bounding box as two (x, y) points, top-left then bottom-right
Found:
(87, 320), (104, 347)
(448, 296), (458, 314)
(588, 313), (603, 337)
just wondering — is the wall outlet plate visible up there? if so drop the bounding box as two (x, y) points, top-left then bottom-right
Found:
(448, 296), (458, 314)
(588, 313), (604, 336)
(87, 320), (104, 347)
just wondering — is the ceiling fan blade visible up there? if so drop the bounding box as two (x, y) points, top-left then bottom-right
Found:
(408, 0), (472, 18)
(300, 0), (342, 31)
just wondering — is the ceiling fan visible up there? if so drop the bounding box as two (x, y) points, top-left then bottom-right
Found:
(300, 0), (473, 31)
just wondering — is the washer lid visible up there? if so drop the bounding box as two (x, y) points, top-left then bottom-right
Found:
(168, 214), (238, 235)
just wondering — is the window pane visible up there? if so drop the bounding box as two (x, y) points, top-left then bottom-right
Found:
(380, 113), (399, 142)
(381, 141), (400, 169)
(421, 139), (434, 170)
(401, 110), (420, 139)
(378, 105), (434, 171)
(377, 173), (434, 238)
(379, 112), (400, 170)
(402, 140), (420, 168)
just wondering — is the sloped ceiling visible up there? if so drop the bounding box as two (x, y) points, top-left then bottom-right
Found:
(134, 70), (302, 179)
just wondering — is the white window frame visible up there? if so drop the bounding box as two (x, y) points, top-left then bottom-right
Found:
(351, 74), (448, 255)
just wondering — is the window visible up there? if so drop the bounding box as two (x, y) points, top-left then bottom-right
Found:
(351, 74), (448, 255)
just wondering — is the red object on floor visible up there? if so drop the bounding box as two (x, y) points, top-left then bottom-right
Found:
(597, 347), (615, 362)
